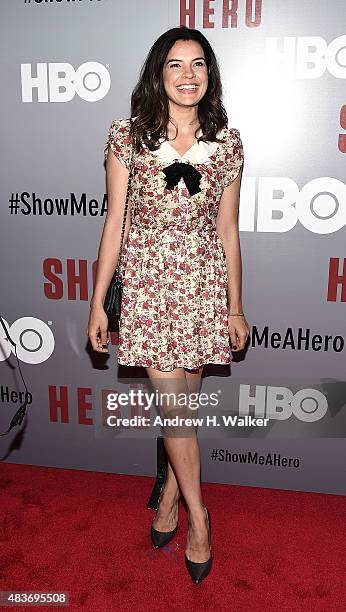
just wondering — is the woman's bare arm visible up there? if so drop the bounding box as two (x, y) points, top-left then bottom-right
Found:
(216, 169), (243, 315)
(90, 145), (132, 309)
(216, 168), (249, 351)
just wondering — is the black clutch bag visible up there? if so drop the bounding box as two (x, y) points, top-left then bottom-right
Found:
(104, 275), (123, 327)
(104, 140), (134, 331)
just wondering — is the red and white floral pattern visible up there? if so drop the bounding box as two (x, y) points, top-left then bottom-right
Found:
(104, 118), (244, 371)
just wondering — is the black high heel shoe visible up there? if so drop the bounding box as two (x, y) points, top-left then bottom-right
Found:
(185, 506), (212, 584)
(151, 521), (178, 549)
(150, 485), (179, 549)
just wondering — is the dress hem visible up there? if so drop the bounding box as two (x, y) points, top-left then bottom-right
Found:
(117, 358), (231, 372)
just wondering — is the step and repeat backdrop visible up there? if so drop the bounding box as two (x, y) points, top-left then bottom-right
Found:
(1, 1), (345, 495)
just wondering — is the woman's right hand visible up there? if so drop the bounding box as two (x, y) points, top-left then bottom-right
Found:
(86, 304), (110, 353)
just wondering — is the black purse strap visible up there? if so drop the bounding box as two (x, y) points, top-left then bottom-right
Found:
(114, 131), (135, 278)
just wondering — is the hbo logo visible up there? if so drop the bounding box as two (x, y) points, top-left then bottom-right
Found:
(239, 385), (328, 422)
(21, 62), (111, 102)
(0, 317), (55, 364)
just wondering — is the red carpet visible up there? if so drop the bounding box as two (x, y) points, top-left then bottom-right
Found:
(0, 462), (345, 611)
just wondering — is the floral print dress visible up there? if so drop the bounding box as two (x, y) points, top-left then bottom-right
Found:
(104, 117), (244, 371)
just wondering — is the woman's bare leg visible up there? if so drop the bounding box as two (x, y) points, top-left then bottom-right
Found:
(151, 459), (180, 532)
(150, 366), (204, 532)
(146, 365), (210, 563)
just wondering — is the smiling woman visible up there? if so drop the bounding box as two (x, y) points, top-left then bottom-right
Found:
(88, 25), (249, 586)
(163, 42), (209, 153)
(168, 57), (206, 96)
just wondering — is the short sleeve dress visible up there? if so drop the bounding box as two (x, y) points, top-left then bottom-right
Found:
(104, 117), (244, 371)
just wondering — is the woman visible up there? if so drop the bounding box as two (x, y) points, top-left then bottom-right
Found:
(87, 25), (249, 584)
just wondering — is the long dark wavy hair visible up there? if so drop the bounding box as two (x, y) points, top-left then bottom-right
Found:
(129, 26), (229, 154)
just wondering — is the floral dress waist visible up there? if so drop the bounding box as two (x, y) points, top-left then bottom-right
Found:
(130, 223), (218, 235)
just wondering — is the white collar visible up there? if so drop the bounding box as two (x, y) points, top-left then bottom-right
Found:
(147, 127), (223, 165)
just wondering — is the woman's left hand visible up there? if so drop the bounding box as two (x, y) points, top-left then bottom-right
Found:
(228, 315), (250, 351)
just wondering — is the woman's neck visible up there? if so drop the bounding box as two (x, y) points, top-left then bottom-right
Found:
(168, 109), (199, 131)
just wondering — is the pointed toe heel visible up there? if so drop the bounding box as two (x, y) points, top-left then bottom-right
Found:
(151, 523), (178, 549)
(149, 479), (179, 549)
(185, 554), (212, 584)
(185, 506), (212, 584)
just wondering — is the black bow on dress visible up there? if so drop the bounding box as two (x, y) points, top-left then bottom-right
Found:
(162, 161), (202, 196)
